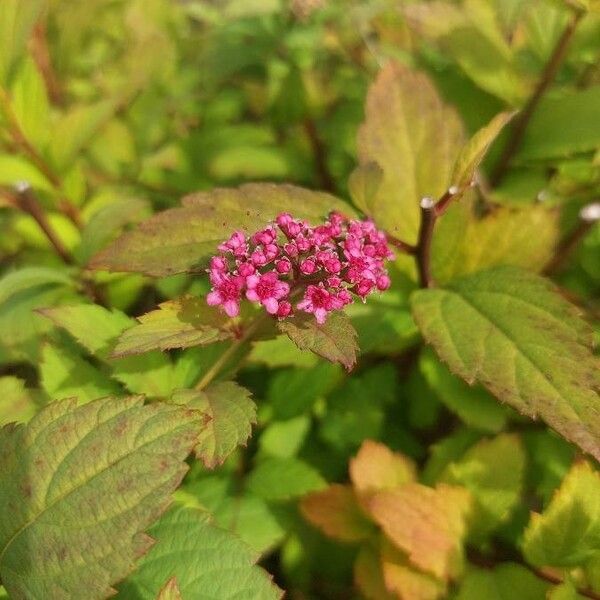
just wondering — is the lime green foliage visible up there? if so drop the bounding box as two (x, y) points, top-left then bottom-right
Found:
(116, 506), (282, 599)
(411, 266), (600, 460)
(0, 396), (199, 599)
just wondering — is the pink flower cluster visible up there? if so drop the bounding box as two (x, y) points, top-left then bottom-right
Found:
(206, 212), (393, 324)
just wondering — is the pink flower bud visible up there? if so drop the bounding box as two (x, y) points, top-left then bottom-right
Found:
(237, 262), (255, 277)
(276, 301), (292, 318)
(276, 259), (291, 274)
(376, 274), (391, 291)
(300, 259), (317, 275)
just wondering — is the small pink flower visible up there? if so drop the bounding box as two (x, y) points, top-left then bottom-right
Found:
(206, 274), (244, 317)
(376, 274), (391, 291)
(237, 262), (255, 277)
(276, 259), (291, 274)
(356, 278), (374, 299)
(296, 236), (312, 253)
(297, 284), (333, 324)
(300, 258), (317, 275)
(219, 231), (247, 257)
(246, 272), (290, 314)
(253, 226), (276, 245)
(277, 301), (293, 318)
(284, 242), (298, 257)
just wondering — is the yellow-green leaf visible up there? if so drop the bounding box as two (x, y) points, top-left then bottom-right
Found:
(356, 62), (465, 243)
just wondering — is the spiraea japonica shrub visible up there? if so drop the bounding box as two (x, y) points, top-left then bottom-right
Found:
(1, 0), (600, 599)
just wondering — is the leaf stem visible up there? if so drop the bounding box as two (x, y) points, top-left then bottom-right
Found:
(13, 183), (74, 265)
(412, 186), (465, 288)
(303, 117), (336, 193)
(0, 87), (82, 227)
(195, 314), (267, 391)
(544, 202), (600, 275)
(490, 9), (583, 186)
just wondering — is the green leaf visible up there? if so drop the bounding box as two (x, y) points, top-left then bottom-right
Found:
(455, 563), (548, 600)
(0, 154), (53, 193)
(411, 266), (600, 460)
(247, 457), (326, 501)
(517, 87), (600, 160)
(440, 434), (526, 538)
(171, 381), (256, 468)
(116, 506), (282, 599)
(0, 377), (39, 425)
(419, 348), (508, 433)
(0, 396), (199, 599)
(0, 0), (44, 84)
(50, 99), (119, 170)
(432, 205), (559, 283)
(278, 311), (358, 371)
(451, 111), (515, 190)
(356, 62), (465, 243)
(39, 303), (182, 398)
(0, 267), (74, 305)
(523, 461), (600, 567)
(77, 197), (151, 265)
(40, 342), (121, 402)
(89, 183), (352, 276)
(112, 296), (232, 357)
(10, 58), (50, 148)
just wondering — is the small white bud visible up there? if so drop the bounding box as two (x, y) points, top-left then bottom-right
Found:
(420, 196), (435, 209)
(448, 185), (460, 195)
(580, 202), (600, 222)
(14, 180), (30, 193)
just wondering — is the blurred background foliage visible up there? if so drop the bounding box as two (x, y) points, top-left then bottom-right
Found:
(1, 0), (600, 598)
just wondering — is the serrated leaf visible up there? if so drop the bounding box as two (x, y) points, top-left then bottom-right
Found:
(117, 506), (282, 599)
(247, 457), (326, 501)
(89, 183), (352, 276)
(367, 483), (472, 581)
(411, 266), (600, 460)
(0, 377), (39, 425)
(0, 396), (199, 599)
(300, 484), (375, 543)
(433, 205), (559, 283)
(356, 62), (465, 243)
(440, 433), (526, 538)
(451, 111), (515, 190)
(523, 461), (600, 568)
(113, 296), (232, 357)
(455, 563), (549, 600)
(0, 154), (53, 193)
(278, 311), (358, 371)
(171, 381), (256, 468)
(349, 439), (417, 497)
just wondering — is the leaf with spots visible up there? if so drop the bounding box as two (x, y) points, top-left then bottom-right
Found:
(112, 296), (233, 358)
(89, 184), (352, 276)
(0, 396), (200, 599)
(411, 266), (600, 460)
(278, 311), (358, 371)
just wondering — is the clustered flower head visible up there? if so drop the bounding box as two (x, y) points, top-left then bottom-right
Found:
(206, 212), (394, 324)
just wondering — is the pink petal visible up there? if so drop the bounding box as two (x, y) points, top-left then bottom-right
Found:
(246, 289), (260, 302)
(263, 297), (279, 314)
(223, 300), (239, 317)
(315, 308), (328, 324)
(206, 290), (223, 306)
